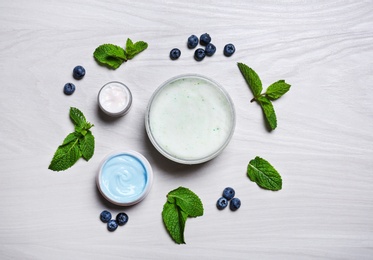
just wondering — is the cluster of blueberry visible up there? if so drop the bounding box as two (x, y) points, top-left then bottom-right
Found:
(216, 187), (241, 211)
(169, 33), (235, 61)
(63, 65), (86, 95)
(100, 210), (129, 232)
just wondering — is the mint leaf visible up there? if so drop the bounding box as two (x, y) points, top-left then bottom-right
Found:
(257, 96), (277, 130)
(70, 107), (94, 134)
(247, 156), (282, 191)
(162, 187), (204, 244)
(93, 44), (127, 69)
(265, 80), (291, 100)
(125, 38), (148, 60)
(162, 202), (188, 244)
(237, 62), (262, 97)
(62, 132), (79, 145)
(80, 131), (95, 161)
(48, 138), (81, 171)
(167, 187), (204, 217)
(70, 107), (86, 128)
(49, 107), (95, 172)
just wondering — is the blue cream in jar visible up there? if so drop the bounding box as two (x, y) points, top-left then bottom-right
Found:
(97, 151), (153, 206)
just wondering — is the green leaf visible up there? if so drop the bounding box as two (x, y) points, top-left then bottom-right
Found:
(93, 43), (127, 69)
(162, 187), (203, 244)
(62, 132), (79, 145)
(247, 156), (282, 191)
(49, 107), (95, 171)
(265, 80), (291, 100)
(70, 107), (86, 128)
(257, 96), (277, 130)
(125, 38), (148, 60)
(80, 131), (95, 161)
(70, 107), (94, 134)
(237, 62), (263, 97)
(162, 202), (188, 244)
(167, 187), (204, 217)
(125, 38), (134, 49)
(48, 138), (81, 171)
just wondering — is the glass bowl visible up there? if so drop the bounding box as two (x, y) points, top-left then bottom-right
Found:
(145, 74), (235, 164)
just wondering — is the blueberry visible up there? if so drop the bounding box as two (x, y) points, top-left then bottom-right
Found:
(63, 83), (75, 95)
(205, 43), (216, 57)
(194, 48), (206, 61)
(216, 197), (228, 210)
(73, 65), (85, 80)
(187, 35), (199, 49)
(170, 48), (181, 60)
(100, 210), (112, 223)
(116, 212), (129, 226)
(230, 197), (241, 211)
(222, 187), (235, 200)
(199, 33), (211, 46)
(224, 43), (235, 57)
(107, 219), (118, 231)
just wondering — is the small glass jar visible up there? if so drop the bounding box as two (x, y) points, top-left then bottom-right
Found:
(96, 150), (153, 206)
(98, 81), (132, 117)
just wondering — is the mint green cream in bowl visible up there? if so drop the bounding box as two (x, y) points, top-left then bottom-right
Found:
(145, 74), (236, 164)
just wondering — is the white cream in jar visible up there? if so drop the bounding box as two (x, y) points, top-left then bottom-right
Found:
(145, 74), (235, 164)
(98, 81), (132, 116)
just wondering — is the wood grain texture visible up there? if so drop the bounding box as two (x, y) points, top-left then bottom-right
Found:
(1, 0), (373, 259)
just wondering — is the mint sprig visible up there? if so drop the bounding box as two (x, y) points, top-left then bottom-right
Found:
(48, 107), (95, 172)
(247, 156), (282, 191)
(237, 62), (291, 130)
(162, 187), (204, 244)
(124, 38), (148, 60)
(93, 38), (148, 69)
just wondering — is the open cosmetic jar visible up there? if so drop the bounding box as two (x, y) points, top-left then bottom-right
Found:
(145, 74), (235, 164)
(96, 151), (153, 206)
(98, 81), (132, 117)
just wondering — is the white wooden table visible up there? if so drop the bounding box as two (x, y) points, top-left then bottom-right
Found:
(1, 1), (372, 259)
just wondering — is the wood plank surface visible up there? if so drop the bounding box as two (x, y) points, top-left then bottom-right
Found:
(0, 1), (372, 259)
